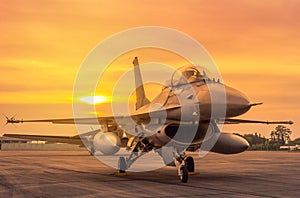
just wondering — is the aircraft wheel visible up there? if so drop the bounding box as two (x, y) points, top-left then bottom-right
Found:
(118, 156), (127, 173)
(186, 156), (195, 173)
(179, 165), (188, 183)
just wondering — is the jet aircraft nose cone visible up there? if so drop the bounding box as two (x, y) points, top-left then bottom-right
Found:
(225, 86), (251, 117)
(196, 84), (251, 119)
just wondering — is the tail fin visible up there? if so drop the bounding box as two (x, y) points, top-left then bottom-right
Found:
(133, 57), (150, 110)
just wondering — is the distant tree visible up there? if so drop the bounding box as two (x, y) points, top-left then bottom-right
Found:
(270, 131), (276, 141)
(270, 125), (292, 145)
(293, 137), (300, 145)
(237, 130), (295, 151)
(243, 133), (267, 147)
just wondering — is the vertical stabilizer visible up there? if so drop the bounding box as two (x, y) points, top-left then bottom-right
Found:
(133, 57), (150, 110)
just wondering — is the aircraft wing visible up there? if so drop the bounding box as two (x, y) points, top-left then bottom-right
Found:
(6, 105), (181, 125)
(219, 118), (293, 125)
(8, 117), (115, 125)
(3, 133), (84, 145)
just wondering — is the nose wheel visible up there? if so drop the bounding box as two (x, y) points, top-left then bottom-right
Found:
(176, 154), (195, 183)
(186, 156), (195, 175)
(179, 165), (188, 183)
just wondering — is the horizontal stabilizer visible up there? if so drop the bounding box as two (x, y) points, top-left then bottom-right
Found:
(3, 133), (83, 145)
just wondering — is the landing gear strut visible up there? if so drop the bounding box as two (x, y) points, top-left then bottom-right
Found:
(89, 147), (95, 156)
(116, 136), (153, 176)
(116, 156), (127, 176)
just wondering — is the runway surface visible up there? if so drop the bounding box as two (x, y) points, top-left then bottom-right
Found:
(0, 151), (299, 197)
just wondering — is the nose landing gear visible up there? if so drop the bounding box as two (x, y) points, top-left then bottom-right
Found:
(186, 156), (195, 175)
(179, 165), (188, 183)
(176, 154), (195, 183)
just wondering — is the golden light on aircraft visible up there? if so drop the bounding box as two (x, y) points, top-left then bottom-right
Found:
(79, 96), (109, 105)
(0, 0), (299, 139)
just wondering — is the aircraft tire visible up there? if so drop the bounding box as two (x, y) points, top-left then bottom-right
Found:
(186, 156), (195, 173)
(179, 166), (188, 183)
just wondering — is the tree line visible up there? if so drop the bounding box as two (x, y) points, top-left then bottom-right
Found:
(235, 125), (298, 151)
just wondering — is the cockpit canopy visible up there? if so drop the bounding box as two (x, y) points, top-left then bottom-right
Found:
(167, 65), (210, 87)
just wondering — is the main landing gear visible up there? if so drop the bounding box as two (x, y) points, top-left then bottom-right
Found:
(116, 156), (127, 176)
(115, 136), (196, 183)
(115, 136), (153, 176)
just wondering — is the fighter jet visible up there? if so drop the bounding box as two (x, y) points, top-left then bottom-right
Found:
(5, 57), (293, 183)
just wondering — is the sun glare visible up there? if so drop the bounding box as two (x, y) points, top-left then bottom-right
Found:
(80, 96), (109, 105)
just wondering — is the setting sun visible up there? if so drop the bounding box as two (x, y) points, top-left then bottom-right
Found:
(79, 96), (109, 105)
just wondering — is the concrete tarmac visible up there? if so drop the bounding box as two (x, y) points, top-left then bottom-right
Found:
(0, 151), (299, 197)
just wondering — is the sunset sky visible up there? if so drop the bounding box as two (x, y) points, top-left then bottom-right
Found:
(0, 0), (299, 139)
